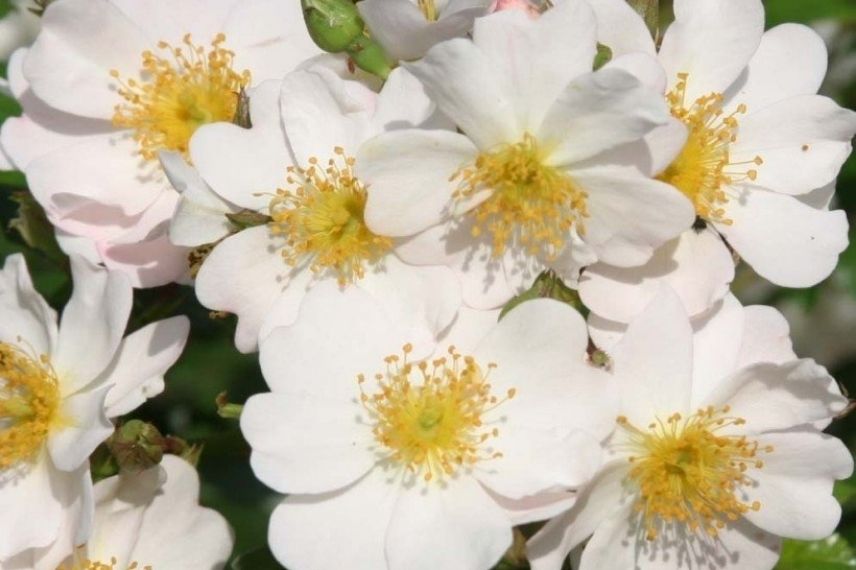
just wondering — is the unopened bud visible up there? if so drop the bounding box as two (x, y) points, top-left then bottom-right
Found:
(302, 0), (365, 53)
(107, 420), (165, 473)
(347, 35), (394, 80)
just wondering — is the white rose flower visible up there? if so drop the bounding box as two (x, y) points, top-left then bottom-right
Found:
(0, 0), (321, 287)
(165, 65), (462, 353)
(578, 0), (856, 324)
(0, 254), (189, 561)
(4, 455), (232, 570)
(241, 283), (618, 570)
(357, 0), (695, 310)
(528, 288), (853, 570)
(357, 0), (492, 62)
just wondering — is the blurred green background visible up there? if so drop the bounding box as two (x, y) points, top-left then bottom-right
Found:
(0, 0), (855, 568)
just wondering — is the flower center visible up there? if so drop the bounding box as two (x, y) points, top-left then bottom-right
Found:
(418, 0), (439, 21)
(452, 133), (589, 259)
(268, 148), (393, 285)
(58, 554), (152, 570)
(111, 33), (251, 161)
(617, 406), (772, 541)
(358, 344), (515, 482)
(657, 73), (763, 225)
(0, 342), (63, 470)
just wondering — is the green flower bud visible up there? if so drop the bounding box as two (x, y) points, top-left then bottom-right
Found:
(347, 35), (394, 81)
(302, 0), (365, 53)
(107, 420), (165, 473)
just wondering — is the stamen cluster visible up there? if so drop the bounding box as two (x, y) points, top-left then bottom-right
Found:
(358, 344), (515, 482)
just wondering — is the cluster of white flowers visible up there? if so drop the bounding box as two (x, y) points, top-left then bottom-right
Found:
(0, 0), (854, 568)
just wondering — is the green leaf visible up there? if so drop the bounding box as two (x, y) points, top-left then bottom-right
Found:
(8, 191), (65, 262)
(765, 0), (856, 26)
(0, 0), (14, 20)
(593, 43), (613, 71)
(231, 547), (283, 569)
(499, 270), (585, 320)
(775, 535), (856, 570)
(626, 0), (658, 39)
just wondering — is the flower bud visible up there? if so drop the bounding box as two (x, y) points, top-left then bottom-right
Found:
(347, 34), (394, 80)
(302, 0), (365, 53)
(107, 420), (166, 473)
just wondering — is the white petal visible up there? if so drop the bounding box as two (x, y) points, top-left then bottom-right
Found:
(539, 69), (669, 166)
(99, 316), (190, 418)
(371, 67), (437, 134)
(602, 52), (667, 95)
(0, 455), (63, 558)
(579, 506), (781, 570)
(717, 188), (849, 288)
(386, 477), (512, 570)
(23, 0), (149, 119)
(580, 227), (734, 323)
(360, 129), (478, 237)
(745, 429), (853, 540)
(99, 228), (191, 289)
(194, 226), (288, 353)
(189, 79), (291, 211)
(658, 0), (765, 99)
(259, 283), (402, 393)
(47, 385), (113, 471)
(689, 294), (744, 408)
(585, 0), (656, 57)
(403, 39), (521, 148)
(735, 305), (796, 369)
(611, 286), (693, 424)
(573, 164), (695, 267)
(54, 256), (132, 393)
(241, 392), (375, 495)
(161, 151), (237, 247)
(358, 0), (489, 62)
(728, 24), (828, 113)
(268, 468), (398, 570)
(731, 95), (856, 196)
(0, 254), (58, 356)
(394, 221), (541, 310)
(473, 0), (598, 132)
(704, 359), (847, 435)
(527, 461), (629, 570)
(490, 489), (576, 526)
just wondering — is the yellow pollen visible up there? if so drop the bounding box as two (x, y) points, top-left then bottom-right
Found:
(58, 554), (152, 570)
(657, 73), (763, 225)
(268, 148), (392, 285)
(0, 341), (63, 470)
(110, 33), (251, 161)
(418, 0), (439, 21)
(452, 133), (588, 259)
(358, 344), (514, 482)
(617, 406), (772, 541)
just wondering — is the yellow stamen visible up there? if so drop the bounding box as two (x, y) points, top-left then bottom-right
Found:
(617, 406), (772, 541)
(0, 341), (63, 470)
(358, 344), (514, 482)
(452, 133), (588, 259)
(58, 552), (152, 570)
(658, 73), (763, 225)
(110, 33), (251, 161)
(418, 0), (439, 21)
(268, 148), (392, 285)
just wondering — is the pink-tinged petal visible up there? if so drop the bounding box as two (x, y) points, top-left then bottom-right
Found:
(610, 286), (693, 424)
(573, 164), (695, 268)
(195, 226), (289, 353)
(24, 0), (150, 119)
(745, 429), (853, 540)
(717, 188), (849, 288)
(0, 254), (58, 356)
(658, 0), (764, 100)
(403, 39), (521, 148)
(360, 129), (479, 237)
(99, 316), (190, 418)
(241, 392), (375, 495)
(48, 385), (113, 471)
(704, 359), (847, 435)
(189, 79), (291, 211)
(386, 477), (512, 570)
(580, 227), (734, 324)
(473, 0), (598, 132)
(727, 24), (828, 113)
(54, 256), (132, 393)
(268, 468), (399, 570)
(731, 95), (856, 196)
(527, 461), (629, 570)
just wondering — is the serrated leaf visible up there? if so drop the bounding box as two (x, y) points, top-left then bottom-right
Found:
(231, 546), (283, 569)
(500, 270), (585, 320)
(775, 535), (856, 570)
